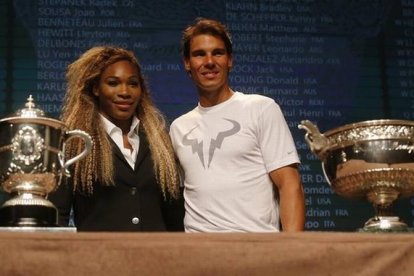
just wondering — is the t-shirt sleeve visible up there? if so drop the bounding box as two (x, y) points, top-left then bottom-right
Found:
(256, 99), (300, 172)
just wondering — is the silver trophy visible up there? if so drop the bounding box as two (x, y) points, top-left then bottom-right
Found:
(299, 119), (414, 232)
(0, 95), (92, 227)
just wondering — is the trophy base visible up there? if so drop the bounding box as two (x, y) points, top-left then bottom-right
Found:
(358, 216), (412, 233)
(0, 205), (58, 227)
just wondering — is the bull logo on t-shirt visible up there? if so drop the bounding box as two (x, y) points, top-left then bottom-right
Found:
(182, 118), (240, 168)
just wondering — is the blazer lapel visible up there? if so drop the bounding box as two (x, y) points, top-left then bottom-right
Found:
(134, 129), (149, 171)
(109, 138), (130, 167)
(107, 131), (149, 171)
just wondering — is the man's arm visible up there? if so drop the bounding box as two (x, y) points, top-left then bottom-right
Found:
(269, 164), (305, 232)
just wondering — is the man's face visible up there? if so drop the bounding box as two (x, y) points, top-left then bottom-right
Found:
(94, 60), (141, 130)
(184, 34), (233, 94)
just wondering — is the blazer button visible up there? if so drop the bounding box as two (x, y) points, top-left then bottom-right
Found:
(132, 217), (140, 224)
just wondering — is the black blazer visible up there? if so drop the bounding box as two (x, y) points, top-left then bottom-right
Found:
(49, 131), (184, 232)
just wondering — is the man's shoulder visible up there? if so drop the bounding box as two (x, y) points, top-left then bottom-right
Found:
(170, 107), (198, 128)
(235, 91), (277, 108)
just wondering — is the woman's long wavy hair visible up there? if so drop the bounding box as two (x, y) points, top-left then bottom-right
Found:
(61, 46), (180, 198)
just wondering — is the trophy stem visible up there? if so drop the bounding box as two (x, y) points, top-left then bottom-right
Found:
(362, 188), (409, 232)
(374, 203), (394, 217)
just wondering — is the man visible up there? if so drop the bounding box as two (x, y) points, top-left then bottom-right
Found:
(170, 18), (305, 232)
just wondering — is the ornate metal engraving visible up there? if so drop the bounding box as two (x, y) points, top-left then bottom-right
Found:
(11, 126), (44, 166)
(327, 124), (414, 148)
(299, 119), (414, 232)
(0, 95), (93, 227)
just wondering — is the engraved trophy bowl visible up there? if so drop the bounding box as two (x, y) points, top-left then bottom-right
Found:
(298, 119), (414, 232)
(0, 95), (93, 227)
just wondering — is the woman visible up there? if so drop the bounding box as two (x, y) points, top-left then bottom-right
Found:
(50, 46), (183, 231)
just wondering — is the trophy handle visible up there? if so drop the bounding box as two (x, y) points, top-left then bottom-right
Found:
(63, 130), (93, 169)
(298, 120), (329, 158)
(321, 163), (332, 186)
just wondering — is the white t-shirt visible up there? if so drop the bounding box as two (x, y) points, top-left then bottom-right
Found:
(170, 92), (300, 232)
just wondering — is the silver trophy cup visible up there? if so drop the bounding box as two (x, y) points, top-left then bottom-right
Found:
(299, 119), (414, 232)
(0, 95), (92, 227)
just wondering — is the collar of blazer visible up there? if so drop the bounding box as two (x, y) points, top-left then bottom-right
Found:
(110, 129), (149, 170)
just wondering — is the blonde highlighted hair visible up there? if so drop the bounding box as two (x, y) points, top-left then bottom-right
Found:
(61, 46), (180, 198)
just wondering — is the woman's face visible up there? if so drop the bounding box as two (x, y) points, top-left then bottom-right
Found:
(94, 60), (142, 131)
